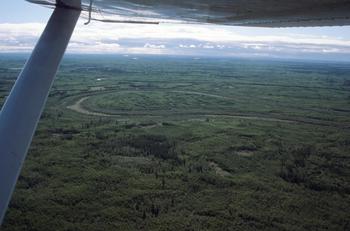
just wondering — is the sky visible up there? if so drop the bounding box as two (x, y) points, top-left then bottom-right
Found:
(1, 0), (350, 61)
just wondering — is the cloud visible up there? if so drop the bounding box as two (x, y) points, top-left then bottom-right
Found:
(0, 20), (350, 61)
(144, 43), (166, 49)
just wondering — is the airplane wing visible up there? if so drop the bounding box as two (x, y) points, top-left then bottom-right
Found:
(26, 0), (350, 27)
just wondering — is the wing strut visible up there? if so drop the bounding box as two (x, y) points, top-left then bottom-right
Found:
(0, 1), (81, 224)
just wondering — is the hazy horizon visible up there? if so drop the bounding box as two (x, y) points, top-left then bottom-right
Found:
(1, 52), (350, 64)
(1, 0), (350, 62)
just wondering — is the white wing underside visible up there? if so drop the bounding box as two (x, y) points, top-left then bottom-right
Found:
(26, 0), (350, 27)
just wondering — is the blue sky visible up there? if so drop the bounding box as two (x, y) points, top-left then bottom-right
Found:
(1, 0), (350, 61)
(0, 0), (51, 23)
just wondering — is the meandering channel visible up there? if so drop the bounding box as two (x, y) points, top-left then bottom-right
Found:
(65, 90), (350, 130)
(66, 91), (305, 125)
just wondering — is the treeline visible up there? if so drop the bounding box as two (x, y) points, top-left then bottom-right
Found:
(86, 133), (180, 163)
(279, 145), (350, 193)
(128, 135), (179, 161)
